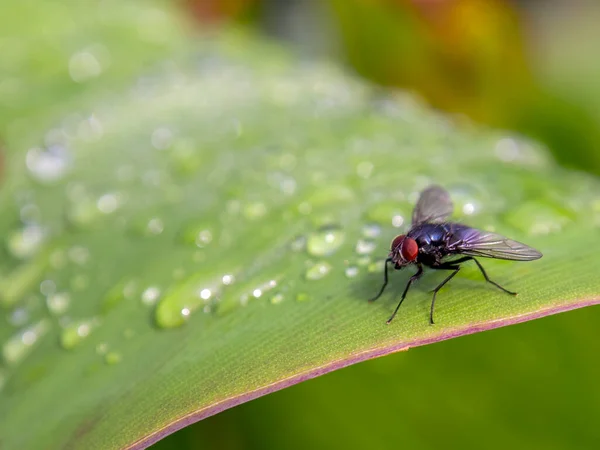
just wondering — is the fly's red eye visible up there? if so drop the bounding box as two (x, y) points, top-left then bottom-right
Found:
(401, 238), (419, 261)
(391, 235), (405, 251)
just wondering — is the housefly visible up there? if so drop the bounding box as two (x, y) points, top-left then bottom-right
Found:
(369, 185), (543, 325)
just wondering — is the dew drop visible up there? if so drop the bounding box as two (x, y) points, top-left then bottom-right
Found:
(356, 161), (374, 179)
(290, 235), (307, 252)
(68, 246), (90, 266)
(141, 286), (161, 306)
(146, 218), (165, 235)
(70, 274), (89, 291)
(345, 266), (359, 278)
(392, 215), (404, 228)
(46, 292), (71, 315)
(270, 293), (284, 305)
(67, 197), (100, 228)
(195, 230), (213, 248)
(96, 193), (121, 214)
(305, 261), (332, 280)
(6, 225), (46, 259)
(362, 223), (381, 238)
(243, 202), (268, 220)
(355, 239), (376, 255)
(69, 49), (103, 82)
(221, 274), (235, 285)
(9, 307), (29, 327)
(103, 279), (138, 312)
(26, 145), (71, 183)
(151, 127), (173, 150)
(296, 292), (310, 302)
(155, 279), (220, 328)
(60, 318), (100, 350)
(306, 226), (345, 257)
(39, 279), (57, 296)
(96, 342), (108, 355)
(3, 320), (50, 366)
(104, 351), (122, 365)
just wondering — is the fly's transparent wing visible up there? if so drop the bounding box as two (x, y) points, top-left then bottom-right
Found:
(412, 185), (454, 226)
(450, 226), (543, 261)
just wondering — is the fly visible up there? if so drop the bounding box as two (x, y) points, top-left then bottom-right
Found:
(369, 185), (543, 325)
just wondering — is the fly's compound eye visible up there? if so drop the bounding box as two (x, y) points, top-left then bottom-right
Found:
(400, 237), (419, 261)
(391, 235), (406, 251)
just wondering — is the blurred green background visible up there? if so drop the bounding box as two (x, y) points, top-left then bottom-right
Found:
(155, 1), (600, 449)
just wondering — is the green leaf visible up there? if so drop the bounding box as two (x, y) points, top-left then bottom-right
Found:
(2, 2), (600, 449)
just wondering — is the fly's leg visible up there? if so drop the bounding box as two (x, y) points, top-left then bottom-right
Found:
(448, 256), (517, 296)
(429, 266), (460, 325)
(386, 264), (423, 324)
(471, 258), (517, 296)
(368, 258), (393, 303)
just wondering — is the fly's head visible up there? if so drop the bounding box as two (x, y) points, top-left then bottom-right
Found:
(389, 235), (419, 267)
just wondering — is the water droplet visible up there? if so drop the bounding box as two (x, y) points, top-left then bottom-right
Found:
(151, 127), (173, 150)
(67, 196), (101, 228)
(154, 278), (221, 328)
(296, 292), (310, 302)
(104, 351), (122, 365)
(146, 218), (165, 235)
(392, 215), (404, 228)
(169, 139), (202, 175)
(26, 145), (71, 183)
(103, 279), (138, 312)
(77, 114), (104, 141)
(69, 46), (107, 82)
(70, 274), (89, 291)
(290, 235), (307, 252)
(96, 342), (108, 355)
(141, 286), (161, 306)
(68, 246), (90, 266)
(20, 203), (41, 223)
(221, 274), (235, 285)
(46, 292), (71, 315)
(60, 318), (100, 350)
(249, 280), (278, 300)
(195, 230), (213, 247)
(3, 320), (50, 366)
(9, 307), (29, 327)
(356, 161), (374, 179)
(306, 226), (345, 257)
(6, 225), (46, 259)
(355, 239), (376, 255)
(243, 202), (268, 220)
(96, 193), (121, 214)
(345, 266), (359, 278)
(0, 258), (48, 307)
(39, 279), (56, 296)
(270, 293), (284, 304)
(305, 262), (332, 280)
(362, 223), (381, 238)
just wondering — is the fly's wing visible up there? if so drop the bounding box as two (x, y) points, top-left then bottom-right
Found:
(412, 185), (454, 226)
(449, 226), (543, 261)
